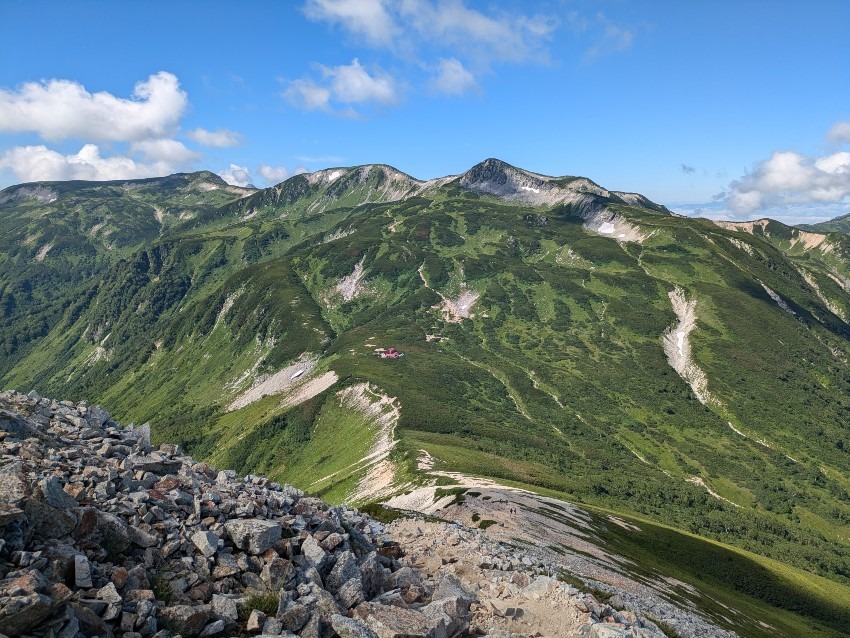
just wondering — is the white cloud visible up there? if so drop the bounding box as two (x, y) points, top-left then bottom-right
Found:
(324, 59), (396, 104)
(130, 138), (200, 163)
(186, 127), (244, 147)
(284, 79), (333, 111)
(429, 58), (478, 95)
(0, 144), (183, 183)
(827, 119), (850, 144)
(723, 150), (850, 215)
(584, 15), (635, 61)
(398, 0), (557, 64)
(218, 164), (253, 187)
(304, 0), (397, 47)
(258, 164), (291, 184)
(0, 72), (187, 142)
(285, 59), (397, 115)
(303, 0), (558, 66)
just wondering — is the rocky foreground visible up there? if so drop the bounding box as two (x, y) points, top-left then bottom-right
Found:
(0, 391), (671, 638)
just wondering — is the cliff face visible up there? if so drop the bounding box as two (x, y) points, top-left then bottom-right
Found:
(0, 390), (680, 638)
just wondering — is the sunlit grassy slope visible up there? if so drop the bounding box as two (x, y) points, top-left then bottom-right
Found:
(3, 162), (850, 634)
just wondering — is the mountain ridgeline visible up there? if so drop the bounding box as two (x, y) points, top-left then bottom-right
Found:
(3, 159), (850, 633)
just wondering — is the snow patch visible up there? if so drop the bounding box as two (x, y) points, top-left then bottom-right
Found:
(584, 211), (647, 243)
(662, 287), (714, 405)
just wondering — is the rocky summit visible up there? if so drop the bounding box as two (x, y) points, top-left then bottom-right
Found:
(0, 390), (673, 638)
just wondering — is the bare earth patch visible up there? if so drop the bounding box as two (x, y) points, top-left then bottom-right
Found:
(279, 371), (339, 409)
(384, 451), (737, 638)
(226, 354), (318, 411)
(342, 383), (404, 503)
(662, 287), (713, 405)
(418, 263), (479, 322)
(35, 243), (53, 262)
(336, 258), (366, 302)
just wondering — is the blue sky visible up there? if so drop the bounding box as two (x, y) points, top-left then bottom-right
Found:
(1, 0), (849, 224)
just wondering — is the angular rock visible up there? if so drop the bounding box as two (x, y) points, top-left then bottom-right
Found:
(199, 618), (226, 636)
(39, 476), (77, 509)
(0, 570), (58, 636)
(159, 605), (213, 638)
(326, 550), (359, 593)
(300, 535), (331, 572)
(247, 609), (266, 632)
(337, 576), (365, 609)
(278, 601), (309, 632)
(353, 602), (435, 638)
(211, 594), (238, 620)
(331, 614), (380, 638)
(192, 530), (219, 557)
(225, 519), (281, 555)
(74, 554), (93, 588)
(359, 552), (384, 599)
(128, 526), (160, 548)
(128, 453), (182, 475)
(261, 557), (293, 591)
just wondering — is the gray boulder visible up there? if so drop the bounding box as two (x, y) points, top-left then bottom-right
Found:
(225, 519), (281, 555)
(331, 614), (380, 638)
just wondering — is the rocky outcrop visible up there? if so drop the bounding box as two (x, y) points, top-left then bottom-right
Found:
(0, 390), (673, 637)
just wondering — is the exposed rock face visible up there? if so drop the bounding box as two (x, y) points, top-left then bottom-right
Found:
(0, 390), (673, 637)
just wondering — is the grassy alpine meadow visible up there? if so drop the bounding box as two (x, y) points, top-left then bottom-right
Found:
(3, 161), (850, 632)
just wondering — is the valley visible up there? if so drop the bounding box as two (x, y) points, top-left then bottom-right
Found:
(3, 159), (850, 635)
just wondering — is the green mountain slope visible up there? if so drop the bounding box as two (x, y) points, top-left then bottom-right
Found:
(3, 159), (850, 634)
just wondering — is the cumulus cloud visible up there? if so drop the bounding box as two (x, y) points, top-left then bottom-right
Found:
(285, 59), (397, 115)
(186, 128), (244, 147)
(723, 150), (850, 215)
(218, 164), (254, 187)
(255, 164), (311, 186)
(0, 144), (184, 183)
(130, 139), (201, 163)
(429, 58), (478, 95)
(0, 72), (187, 142)
(680, 163), (696, 174)
(258, 164), (291, 184)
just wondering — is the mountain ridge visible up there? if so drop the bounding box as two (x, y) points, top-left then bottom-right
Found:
(3, 158), (850, 634)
